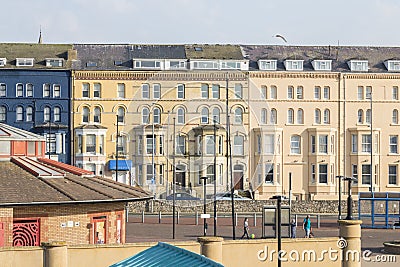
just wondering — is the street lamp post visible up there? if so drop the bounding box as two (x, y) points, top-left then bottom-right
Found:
(116, 115), (119, 182)
(369, 91), (373, 193)
(213, 118), (217, 236)
(200, 176), (208, 236)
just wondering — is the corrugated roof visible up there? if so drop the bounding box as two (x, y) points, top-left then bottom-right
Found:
(0, 123), (45, 141)
(110, 242), (224, 267)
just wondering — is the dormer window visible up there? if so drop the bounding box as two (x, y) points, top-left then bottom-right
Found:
(385, 60), (400, 72)
(86, 62), (97, 67)
(0, 58), (6, 67)
(312, 60), (332, 71)
(284, 60), (303, 71)
(133, 60), (162, 69)
(220, 61), (241, 70)
(16, 58), (34, 67)
(168, 60), (187, 70)
(46, 58), (63, 67)
(348, 60), (368, 72)
(258, 60), (277, 70)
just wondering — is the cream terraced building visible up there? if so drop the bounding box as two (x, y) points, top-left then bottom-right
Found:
(71, 44), (400, 200)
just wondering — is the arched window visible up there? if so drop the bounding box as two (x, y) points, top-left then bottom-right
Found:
(287, 109), (294, 124)
(314, 109), (321, 124)
(393, 109), (399, 124)
(94, 107), (101, 123)
(0, 106), (6, 121)
(366, 109), (371, 124)
(26, 83), (33, 97)
(357, 109), (363, 124)
(212, 108), (220, 123)
(201, 107), (209, 124)
(142, 107), (149, 124)
(270, 86), (277, 99)
(323, 109), (330, 124)
(54, 107), (61, 122)
(234, 107), (243, 124)
(287, 86), (294, 99)
(297, 108), (304, 124)
(26, 106), (33, 122)
(16, 84), (23, 97)
(16, 106), (23, 121)
(153, 107), (161, 124)
(261, 108), (267, 124)
(82, 107), (89, 123)
(117, 107), (125, 123)
(177, 108), (185, 124)
(270, 109), (277, 124)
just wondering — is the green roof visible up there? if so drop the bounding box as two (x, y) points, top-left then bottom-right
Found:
(0, 43), (73, 69)
(109, 242), (224, 267)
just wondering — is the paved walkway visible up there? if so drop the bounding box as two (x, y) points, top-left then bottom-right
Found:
(126, 214), (400, 266)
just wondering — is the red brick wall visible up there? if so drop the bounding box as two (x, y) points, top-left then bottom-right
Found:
(11, 202), (126, 246)
(0, 208), (13, 247)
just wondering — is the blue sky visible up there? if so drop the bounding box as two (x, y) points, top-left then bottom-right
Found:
(1, 0), (400, 46)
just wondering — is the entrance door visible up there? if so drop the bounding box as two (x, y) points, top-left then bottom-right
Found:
(175, 164), (186, 187)
(13, 219), (40, 246)
(93, 216), (107, 244)
(233, 164), (244, 190)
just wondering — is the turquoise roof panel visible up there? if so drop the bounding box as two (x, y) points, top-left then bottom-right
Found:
(110, 242), (224, 267)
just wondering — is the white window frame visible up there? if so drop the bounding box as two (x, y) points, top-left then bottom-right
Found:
(284, 60), (304, 71)
(16, 58), (34, 67)
(312, 60), (332, 71)
(290, 135), (301, 154)
(348, 60), (369, 72)
(258, 60), (277, 70)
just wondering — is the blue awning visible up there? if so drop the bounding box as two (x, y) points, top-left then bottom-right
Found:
(108, 160), (132, 171)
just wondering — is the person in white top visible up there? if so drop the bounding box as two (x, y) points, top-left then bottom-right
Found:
(241, 217), (250, 239)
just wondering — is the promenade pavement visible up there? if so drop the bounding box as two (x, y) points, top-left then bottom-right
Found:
(126, 214), (400, 266)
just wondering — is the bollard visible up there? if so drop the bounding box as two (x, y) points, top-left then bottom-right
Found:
(338, 220), (362, 267)
(254, 213), (257, 227)
(317, 214), (320, 228)
(141, 210), (145, 223)
(158, 211), (162, 224)
(177, 211), (180, 225)
(196, 211), (199, 225)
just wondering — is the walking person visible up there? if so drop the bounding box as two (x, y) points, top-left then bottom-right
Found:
(302, 215), (311, 238)
(241, 217), (250, 239)
(290, 218), (297, 238)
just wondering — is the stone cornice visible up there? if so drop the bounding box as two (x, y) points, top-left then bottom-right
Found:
(343, 73), (400, 79)
(72, 70), (247, 81)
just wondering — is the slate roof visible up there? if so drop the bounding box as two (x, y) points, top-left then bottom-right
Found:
(110, 242), (224, 267)
(241, 45), (400, 72)
(72, 44), (186, 70)
(0, 43), (73, 69)
(0, 157), (151, 206)
(185, 44), (243, 60)
(0, 123), (45, 141)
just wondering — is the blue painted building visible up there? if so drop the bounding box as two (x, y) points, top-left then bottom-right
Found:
(0, 43), (76, 163)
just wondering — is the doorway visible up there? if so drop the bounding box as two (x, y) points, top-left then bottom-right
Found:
(233, 164), (244, 190)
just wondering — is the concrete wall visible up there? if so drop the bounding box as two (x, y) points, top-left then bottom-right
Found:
(0, 238), (341, 267)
